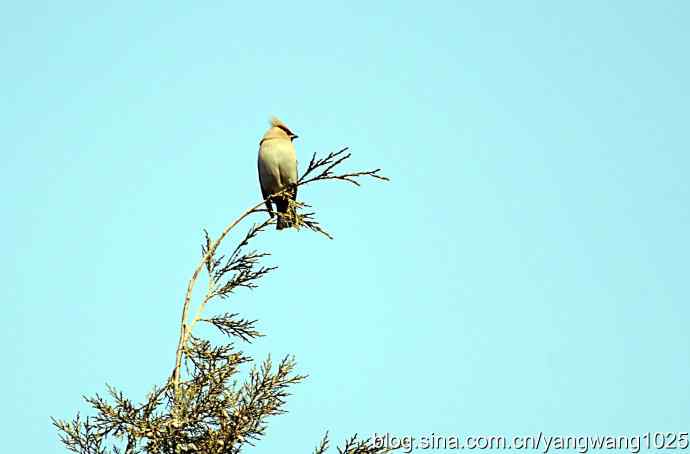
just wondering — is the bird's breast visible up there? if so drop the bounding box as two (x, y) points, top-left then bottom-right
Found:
(258, 139), (297, 193)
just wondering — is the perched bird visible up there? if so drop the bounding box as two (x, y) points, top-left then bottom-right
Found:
(257, 117), (299, 229)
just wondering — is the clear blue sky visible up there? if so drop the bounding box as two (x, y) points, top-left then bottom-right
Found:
(3, 2), (689, 452)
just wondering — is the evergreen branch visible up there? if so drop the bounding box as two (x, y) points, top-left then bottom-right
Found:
(54, 148), (389, 454)
(174, 148), (388, 394)
(202, 313), (264, 343)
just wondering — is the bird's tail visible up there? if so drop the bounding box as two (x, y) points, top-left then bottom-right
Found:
(275, 196), (296, 230)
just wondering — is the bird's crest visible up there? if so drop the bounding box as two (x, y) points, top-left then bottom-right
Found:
(267, 116), (297, 139)
(270, 116), (288, 129)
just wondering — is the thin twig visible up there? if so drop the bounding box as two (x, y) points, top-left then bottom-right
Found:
(172, 148), (388, 400)
(172, 201), (267, 394)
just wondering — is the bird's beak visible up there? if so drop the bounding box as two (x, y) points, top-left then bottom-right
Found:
(291, 134), (299, 140)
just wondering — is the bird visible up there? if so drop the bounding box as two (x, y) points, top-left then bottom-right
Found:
(257, 116), (299, 230)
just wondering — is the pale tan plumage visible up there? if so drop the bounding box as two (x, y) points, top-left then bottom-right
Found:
(257, 117), (298, 229)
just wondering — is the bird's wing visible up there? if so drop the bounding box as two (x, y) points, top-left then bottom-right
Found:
(257, 149), (274, 216)
(279, 143), (298, 201)
(292, 156), (298, 200)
